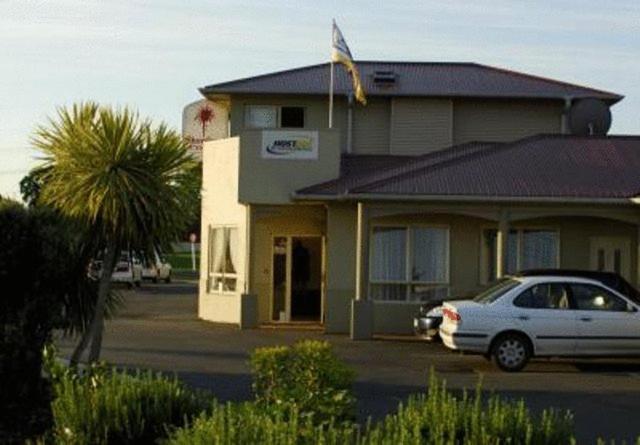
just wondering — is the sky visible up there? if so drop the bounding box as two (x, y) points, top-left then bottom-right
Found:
(1, 0), (639, 199)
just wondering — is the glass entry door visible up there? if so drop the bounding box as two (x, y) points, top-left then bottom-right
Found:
(590, 237), (631, 281)
(271, 236), (323, 322)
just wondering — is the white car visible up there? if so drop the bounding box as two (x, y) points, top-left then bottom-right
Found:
(111, 252), (143, 288)
(141, 251), (172, 283)
(440, 276), (640, 372)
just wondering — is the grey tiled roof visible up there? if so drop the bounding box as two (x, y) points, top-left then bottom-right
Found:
(296, 135), (640, 200)
(201, 62), (623, 103)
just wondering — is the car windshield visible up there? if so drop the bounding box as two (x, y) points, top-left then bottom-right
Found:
(473, 279), (521, 304)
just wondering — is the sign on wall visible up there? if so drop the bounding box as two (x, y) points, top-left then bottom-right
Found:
(182, 99), (228, 159)
(261, 130), (318, 160)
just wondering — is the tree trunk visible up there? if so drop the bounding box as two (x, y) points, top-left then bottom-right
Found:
(73, 241), (118, 364)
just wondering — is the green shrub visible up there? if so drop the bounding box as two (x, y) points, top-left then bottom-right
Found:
(362, 373), (574, 445)
(0, 199), (85, 444)
(168, 372), (574, 445)
(166, 402), (360, 445)
(250, 340), (355, 423)
(50, 364), (213, 444)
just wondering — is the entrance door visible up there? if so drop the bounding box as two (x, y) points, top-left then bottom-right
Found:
(271, 236), (323, 322)
(590, 237), (631, 281)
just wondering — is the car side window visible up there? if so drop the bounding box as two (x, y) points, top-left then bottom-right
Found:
(569, 283), (628, 312)
(513, 283), (570, 309)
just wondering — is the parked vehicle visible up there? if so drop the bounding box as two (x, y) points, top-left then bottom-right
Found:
(415, 270), (640, 342)
(414, 305), (443, 341)
(141, 250), (172, 283)
(440, 276), (640, 372)
(90, 251), (143, 288)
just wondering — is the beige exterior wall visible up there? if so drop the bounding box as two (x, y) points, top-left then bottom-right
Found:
(237, 129), (341, 204)
(353, 207), (640, 334)
(453, 99), (563, 145)
(249, 204), (327, 323)
(390, 98), (453, 154)
(325, 203), (357, 333)
(229, 94), (349, 150)
(199, 137), (248, 324)
(512, 216), (638, 285)
(352, 98), (390, 154)
(226, 95), (564, 156)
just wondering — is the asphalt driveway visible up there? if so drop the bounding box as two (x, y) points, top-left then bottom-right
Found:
(56, 281), (640, 443)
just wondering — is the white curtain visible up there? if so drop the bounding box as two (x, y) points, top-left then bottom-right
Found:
(211, 227), (225, 274)
(506, 230), (519, 274)
(411, 228), (448, 282)
(227, 227), (239, 275)
(521, 230), (558, 270)
(371, 227), (406, 281)
(245, 105), (277, 129)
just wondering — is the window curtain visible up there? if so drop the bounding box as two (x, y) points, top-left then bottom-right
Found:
(371, 227), (406, 281)
(506, 230), (519, 274)
(411, 228), (447, 282)
(211, 227), (226, 274)
(227, 228), (239, 274)
(521, 230), (558, 270)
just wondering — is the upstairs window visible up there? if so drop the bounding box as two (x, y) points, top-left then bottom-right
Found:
(244, 105), (305, 129)
(245, 105), (277, 129)
(280, 107), (305, 128)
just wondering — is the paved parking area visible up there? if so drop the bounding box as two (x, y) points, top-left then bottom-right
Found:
(56, 281), (640, 443)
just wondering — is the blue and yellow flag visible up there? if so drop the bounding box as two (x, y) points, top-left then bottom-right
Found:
(331, 21), (366, 105)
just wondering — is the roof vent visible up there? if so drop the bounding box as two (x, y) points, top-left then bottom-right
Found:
(373, 70), (396, 86)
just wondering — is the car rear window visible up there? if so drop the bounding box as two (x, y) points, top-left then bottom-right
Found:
(473, 279), (520, 304)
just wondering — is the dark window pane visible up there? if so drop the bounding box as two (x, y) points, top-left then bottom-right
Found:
(370, 283), (406, 301)
(281, 107), (304, 128)
(513, 283), (569, 309)
(570, 283), (627, 311)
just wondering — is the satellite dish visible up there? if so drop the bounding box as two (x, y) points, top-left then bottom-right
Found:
(568, 98), (612, 136)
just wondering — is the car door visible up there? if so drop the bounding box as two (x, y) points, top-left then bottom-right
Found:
(511, 282), (578, 355)
(568, 282), (640, 355)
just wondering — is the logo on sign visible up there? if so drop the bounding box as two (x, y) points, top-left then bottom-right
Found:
(265, 137), (312, 156)
(261, 131), (318, 160)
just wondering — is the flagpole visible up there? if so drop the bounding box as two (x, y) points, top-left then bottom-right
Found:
(329, 19), (336, 128)
(329, 60), (334, 128)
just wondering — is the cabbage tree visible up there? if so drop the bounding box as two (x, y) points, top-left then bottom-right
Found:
(33, 103), (198, 362)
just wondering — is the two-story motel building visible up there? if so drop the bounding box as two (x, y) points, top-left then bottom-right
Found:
(195, 61), (640, 337)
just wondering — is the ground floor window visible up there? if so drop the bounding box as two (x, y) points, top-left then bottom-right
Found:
(482, 228), (559, 282)
(369, 226), (449, 302)
(207, 225), (239, 293)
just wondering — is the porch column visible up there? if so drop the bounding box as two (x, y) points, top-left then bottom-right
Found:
(496, 210), (510, 278)
(637, 225), (640, 288)
(351, 202), (374, 340)
(355, 201), (365, 300)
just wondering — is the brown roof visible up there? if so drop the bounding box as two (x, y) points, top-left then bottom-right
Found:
(295, 135), (640, 201)
(201, 62), (623, 104)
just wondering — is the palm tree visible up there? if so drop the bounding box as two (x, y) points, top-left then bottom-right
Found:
(33, 102), (199, 362)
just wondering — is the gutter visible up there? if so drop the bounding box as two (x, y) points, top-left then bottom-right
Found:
(291, 192), (635, 206)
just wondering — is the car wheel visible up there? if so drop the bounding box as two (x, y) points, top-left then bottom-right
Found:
(152, 277), (158, 284)
(491, 333), (531, 372)
(164, 273), (171, 284)
(134, 280), (141, 288)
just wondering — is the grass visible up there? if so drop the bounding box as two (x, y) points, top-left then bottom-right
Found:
(165, 252), (199, 271)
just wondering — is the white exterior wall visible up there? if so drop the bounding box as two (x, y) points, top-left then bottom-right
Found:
(199, 137), (247, 324)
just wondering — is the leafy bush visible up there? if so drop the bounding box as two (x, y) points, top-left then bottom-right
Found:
(250, 340), (355, 423)
(0, 199), (82, 443)
(166, 402), (359, 445)
(362, 372), (574, 445)
(167, 372), (574, 445)
(50, 363), (213, 444)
